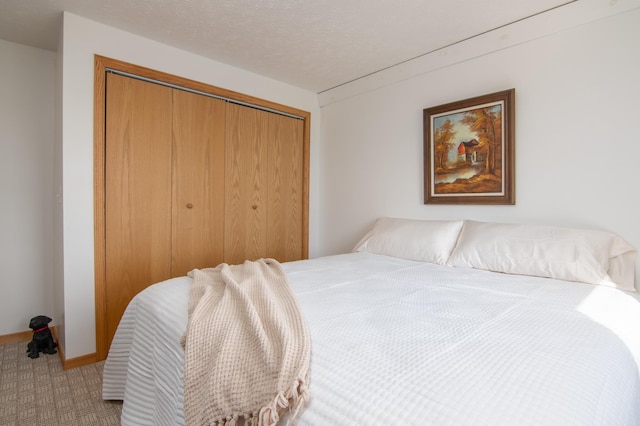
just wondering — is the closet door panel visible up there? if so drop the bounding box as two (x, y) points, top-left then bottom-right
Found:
(224, 103), (268, 264)
(171, 91), (226, 275)
(266, 114), (304, 261)
(104, 74), (173, 347)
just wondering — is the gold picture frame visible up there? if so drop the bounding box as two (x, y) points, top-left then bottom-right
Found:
(423, 89), (515, 204)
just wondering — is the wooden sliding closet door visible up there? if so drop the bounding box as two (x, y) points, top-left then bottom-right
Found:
(171, 90), (226, 276)
(224, 103), (267, 264)
(224, 103), (304, 264)
(104, 73), (173, 347)
(266, 109), (304, 261)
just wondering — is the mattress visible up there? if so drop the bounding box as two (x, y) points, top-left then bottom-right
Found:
(103, 252), (640, 425)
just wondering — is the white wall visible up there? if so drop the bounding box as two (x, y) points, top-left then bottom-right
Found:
(59, 13), (321, 358)
(318, 6), (640, 288)
(0, 39), (56, 335)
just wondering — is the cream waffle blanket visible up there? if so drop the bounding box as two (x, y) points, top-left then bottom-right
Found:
(181, 259), (310, 426)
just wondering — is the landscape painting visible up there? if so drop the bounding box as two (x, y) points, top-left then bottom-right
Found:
(423, 89), (515, 204)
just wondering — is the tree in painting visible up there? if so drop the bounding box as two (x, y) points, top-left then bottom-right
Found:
(433, 118), (456, 171)
(460, 107), (502, 176)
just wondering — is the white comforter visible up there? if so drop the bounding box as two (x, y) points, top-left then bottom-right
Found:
(103, 252), (640, 425)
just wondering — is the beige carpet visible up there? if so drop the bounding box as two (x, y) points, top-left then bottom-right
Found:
(0, 340), (122, 425)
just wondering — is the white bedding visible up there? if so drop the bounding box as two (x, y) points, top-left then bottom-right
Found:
(103, 252), (640, 425)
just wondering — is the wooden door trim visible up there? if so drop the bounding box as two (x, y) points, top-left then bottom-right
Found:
(93, 55), (310, 361)
(94, 57), (107, 361)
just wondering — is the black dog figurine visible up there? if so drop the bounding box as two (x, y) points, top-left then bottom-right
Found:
(26, 315), (57, 359)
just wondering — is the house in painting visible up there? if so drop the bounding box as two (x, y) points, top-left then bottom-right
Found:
(457, 139), (486, 164)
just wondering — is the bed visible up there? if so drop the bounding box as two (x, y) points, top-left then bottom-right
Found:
(103, 218), (640, 425)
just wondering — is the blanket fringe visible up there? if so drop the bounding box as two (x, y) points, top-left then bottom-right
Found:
(211, 378), (309, 426)
(258, 377), (309, 426)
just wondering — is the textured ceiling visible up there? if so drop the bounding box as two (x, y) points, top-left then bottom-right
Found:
(0, 0), (573, 92)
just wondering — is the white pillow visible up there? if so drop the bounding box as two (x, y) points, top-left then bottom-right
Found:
(447, 220), (637, 290)
(353, 217), (463, 265)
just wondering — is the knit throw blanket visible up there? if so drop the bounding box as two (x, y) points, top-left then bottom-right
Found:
(182, 259), (311, 426)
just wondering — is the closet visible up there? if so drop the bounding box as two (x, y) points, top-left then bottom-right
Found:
(94, 56), (309, 360)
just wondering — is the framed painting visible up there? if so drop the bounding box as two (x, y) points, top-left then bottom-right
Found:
(423, 89), (515, 204)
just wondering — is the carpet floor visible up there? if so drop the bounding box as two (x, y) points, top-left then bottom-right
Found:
(0, 340), (122, 425)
